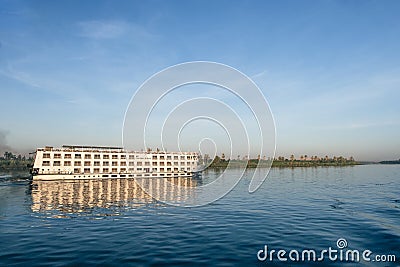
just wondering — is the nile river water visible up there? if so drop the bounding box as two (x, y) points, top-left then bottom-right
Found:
(0, 165), (399, 266)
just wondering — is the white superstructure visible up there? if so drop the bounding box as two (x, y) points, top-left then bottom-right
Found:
(31, 145), (199, 180)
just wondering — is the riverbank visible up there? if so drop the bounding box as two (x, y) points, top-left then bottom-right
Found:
(0, 157), (33, 171)
(208, 159), (362, 168)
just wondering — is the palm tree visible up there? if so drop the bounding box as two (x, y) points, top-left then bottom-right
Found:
(290, 154), (294, 161)
(304, 155), (308, 161)
(300, 155), (304, 161)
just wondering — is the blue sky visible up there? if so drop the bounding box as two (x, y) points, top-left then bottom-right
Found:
(0, 0), (399, 161)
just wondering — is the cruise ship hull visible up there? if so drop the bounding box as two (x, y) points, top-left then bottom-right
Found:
(31, 145), (200, 181)
(32, 172), (197, 181)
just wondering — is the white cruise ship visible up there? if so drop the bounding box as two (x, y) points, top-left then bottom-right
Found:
(30, 145), (199, 180)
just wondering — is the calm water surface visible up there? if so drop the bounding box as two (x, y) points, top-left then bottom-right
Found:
(0, 165), (399, 266)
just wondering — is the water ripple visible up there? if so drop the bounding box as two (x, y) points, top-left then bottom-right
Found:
(0, 165), (399, 266)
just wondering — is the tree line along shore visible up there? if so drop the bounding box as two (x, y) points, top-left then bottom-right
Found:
(204, 154), (361, 168)
(0, 152), (34, 171)
(1, 151), (398, 172)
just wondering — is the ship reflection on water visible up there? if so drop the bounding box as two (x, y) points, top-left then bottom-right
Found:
(30, 177), (202, 216)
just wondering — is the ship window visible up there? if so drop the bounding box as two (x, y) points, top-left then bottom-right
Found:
(112, 161), (118, 166)
(120, 162), (126, 166)
(112, 155), (118, 159)
(145, 162), (150, 166)
(94, 154), (100, 159)
(43, 153), (50, 158)
(174, 161), (178, 165)
(129, 155), (135, 159)
(167, 162), (172, 166)
(174, 156), (178, 160)
(167, 168), (171, 172)
(84, 154), (91, 159)
(43, 161), (50, 166)
(74, 168), (80, 173)
(94, 168), (100, 173)
(160, 162), (165, 166)
(152, 155), (157, 160)
(121, 155), (126, 159)
(65, 154), (71, 159)
(112, 168), (117, 172)
(75, 154), (81, 159)
(137, 162), (142, 166)
(167, 156), (171, 160)
(174, 168), (178, 172)
(103, 168), (109, 173)
(103, 161), (109, 166)
(152, 162), (157, 166)
(74, 161), (81, 166)
(128, 168), (134, 171)
(84, 168), (90, 173)
(160, 168), (165, 172)
(54, 154), (61, 159)
(94, 161), (100, 166)
(137, 168), (142, 171)
(64, 161), (71, 166)
(53, 161), (61, 166)
(129, 162), (134, 166)
(84, 161), (91, 166)
(180, 156), (185, 160)
(160, 156), (165, 160)
(103, 155), (109, 159)
(120, 168), (126, 172)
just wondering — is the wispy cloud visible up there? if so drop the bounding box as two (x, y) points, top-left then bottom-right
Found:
(77, 20), (129, 39)
(76, 19), (157, 43)
(251, 70), (267, 79)
(0, 64), (96, 107)
(0, 66), (42, 89)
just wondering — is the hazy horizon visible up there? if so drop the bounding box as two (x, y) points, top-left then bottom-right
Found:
(1, 1), (399, 162)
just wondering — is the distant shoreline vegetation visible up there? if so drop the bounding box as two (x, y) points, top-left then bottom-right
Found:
(379, 159), (400, 164)
(1, 151), (398, 172)
(205, 154), (362, 168)
(0, 152), (33, 171)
